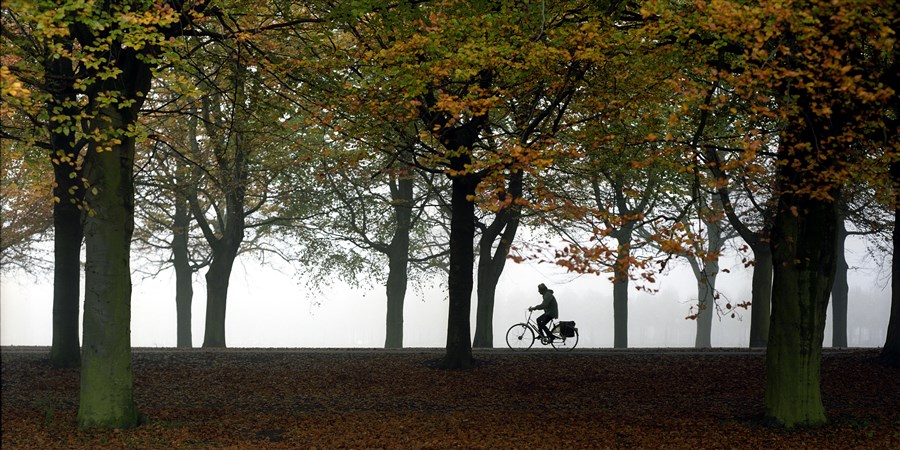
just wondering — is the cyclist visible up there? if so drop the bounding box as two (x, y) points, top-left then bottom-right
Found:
(529, 283), (558, 341)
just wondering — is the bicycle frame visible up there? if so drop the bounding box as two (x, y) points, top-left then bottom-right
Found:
(522, 311), (557, 338)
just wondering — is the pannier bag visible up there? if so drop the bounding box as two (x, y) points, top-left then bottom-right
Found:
(559, 321), (576, 338)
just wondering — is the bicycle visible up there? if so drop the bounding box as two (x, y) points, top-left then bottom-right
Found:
(506, 310), (579, 351)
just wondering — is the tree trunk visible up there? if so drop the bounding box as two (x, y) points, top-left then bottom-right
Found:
(173, 194), (193, 348)
(202, 243), (238, 348)
(764, 158), (839, 427)
(692, 195), (723, 349)
(706, 146), (774, 349)
(195, 56), (248, 349)
(441, 168), (477, 369)
(384, 171), (413, 349)
(78, 105), (139, 429)
(473, 171), (522, 348)
(472, 272), (497, 348)
(694, 261), (718, 349)
(831, 222), (849, 348)
(47, 55), (82, 368)
(748, 246), (773, 348)
(49, 154), (83, 368)
(881, 161), (900, 365)
(612, 235), (631, 349)
(384, 251), (409, 349)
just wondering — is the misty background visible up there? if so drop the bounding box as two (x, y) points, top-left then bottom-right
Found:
(1, 233), (890, 349)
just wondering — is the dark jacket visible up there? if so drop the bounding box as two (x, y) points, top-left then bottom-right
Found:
(533, 290), (559, 319)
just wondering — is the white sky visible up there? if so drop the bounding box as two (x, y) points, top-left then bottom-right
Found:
(0, 234), (891, 348)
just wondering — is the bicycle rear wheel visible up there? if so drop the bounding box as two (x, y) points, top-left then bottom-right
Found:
(506, 323), (535, 351)
(551, 328), (579, 351)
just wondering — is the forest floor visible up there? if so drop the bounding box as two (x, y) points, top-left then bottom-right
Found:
(2, 347), (898, 449)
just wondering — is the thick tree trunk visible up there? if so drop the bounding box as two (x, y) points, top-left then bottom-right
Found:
(441, 171), (477, 369)
(748, 246), (773, 348)
(47, 56), (82, 368)
(173, 195), (193, 348)
(612, 235), (631, 349)
(50, 162), (83, 368)
(764, 171), (839, 427)
(831, 222), (849, 348)
(202, 244), (238, 348)
(882, 162), (900, 365)
(78, 106), (139, 429)
(384, 172), (413, 348)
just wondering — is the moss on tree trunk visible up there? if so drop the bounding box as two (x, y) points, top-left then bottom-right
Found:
(765, 188), (837, 428)
(78, 106), (138, 429)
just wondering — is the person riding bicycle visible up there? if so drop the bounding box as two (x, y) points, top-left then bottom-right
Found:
(529, 283), (558, 341)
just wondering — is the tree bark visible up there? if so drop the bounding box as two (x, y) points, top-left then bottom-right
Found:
(47, 54), (82, 368)
(748, 246), (773, 348)
(384, 250), (409, 349)
(384, 171), (413, 349)
(765, 193), (837, 427)
(881, 161), (900, 365)
(202, 240), (239, 348)
(693, 260), (719, 349)
(764, 126), (840, 427)
(173, 193), (193, 348)
(831, 222), (849, 348)
(441, 169), (478, 369)
(612, 234), (631, 349)
(473, 170), (522, 348)
(49, 144), (83, 368)
(79, 105), (141, 429)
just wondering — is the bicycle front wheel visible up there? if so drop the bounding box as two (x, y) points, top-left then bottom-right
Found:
(551, 328), (579, 351)
(506, 323), (535, 351)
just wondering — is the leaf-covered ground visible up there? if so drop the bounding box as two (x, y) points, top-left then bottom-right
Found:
(2, 347), (898, 448)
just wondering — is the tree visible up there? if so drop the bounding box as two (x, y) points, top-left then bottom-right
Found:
(326, 0), (614, 367)
(881, 51), (900, 366)
(305, 142), (449, 349)
(651, 0), (896, 426)
(472, 169), (522, 348)
(536, 55), (684, 349)
(1, 8), (87, 368)
(679, 193), (741, 348)
(884, 160), (900, 365)
(694, 85), (779, 349)
(3, 0), (204, 428)
(829, 196), (891, 348)
(134, 109), (211, 348)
